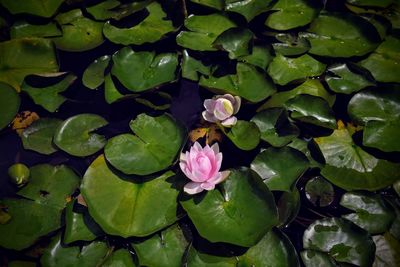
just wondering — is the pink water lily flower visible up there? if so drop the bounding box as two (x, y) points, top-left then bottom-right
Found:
(202, 94), (241, 127)
(180, 142), (230, 194)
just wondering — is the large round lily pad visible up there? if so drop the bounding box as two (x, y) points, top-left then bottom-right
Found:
(180, 168), (278, 247)
(0, 82), (20, 130)
(81, 155), (180, 237)
(303, 217), (376, 266)
(105, 113), (185, 175)
(54, 114), (108, 157)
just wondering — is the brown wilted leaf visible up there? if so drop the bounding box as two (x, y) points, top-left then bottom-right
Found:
(189, 124), (223, 145)
(76, 194), (87, 207)
(12, 111), (40, 136)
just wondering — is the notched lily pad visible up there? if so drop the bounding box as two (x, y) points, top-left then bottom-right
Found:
(213, 27), (253, 59)
(10, 21), (62, 39)
(272, 33), (310, 56)
(53, 9), (104, 52)
(105, 113), (185, 175)
(251, 146), (309, 192)
(199, 63), (276, 103)
(301, 12), (381, 57)
(0, 38), (59, 91)
(103, 2), (175, 45)
(225, 120), (260, 151)
(22, 118), (62, 155)
(176, 13), (236, 51)
(251, 108), (299, 147)
(132, 224), (189, 267)
(325, 63), (375, 94)
(22, 73), (77, 112)
(267, 54), (326, 86)
(303, 217), (376, 266)
(111, 47), (178, 92)
(340, 192), (395, 234)
(348, 87), (400, 152)
(315, 121), (400, 191)
(182, 50), (211, 81)
(82, 55), (111, 90)
(54, 114), (108, 157)
(265, 0), (320, 30)
(359, 35), (400, 83)
(0, 0), (64, 18)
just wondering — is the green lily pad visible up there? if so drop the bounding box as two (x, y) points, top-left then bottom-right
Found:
(10, 21), (62, 38)
(0, 199), (61, 250)
(132, 224), (188, 267)
(41, 234), (109, 267)
(54, 114), (108, 157)
(251, 147), (309, 192)
(267, 54), (326, 86)
(284, 95), (337, 129)
(21, 118), (62, 155)
(181, 168), (278, 247)
(305, 176), (335, 207)
(64, 200), (97, 244)
(225, 120), (260, 151)
(0, 82), (20, 130)
(87, 0), (151, 21)
(81, 155), (180, 237)
(111, 47), (178, 92)
(103, 2), (175, 45)
(237, 45), (273, 70)
(272, 33), (310, 56)
(213, 27), (253, 59)
(190, 0), (224, 10)
(315, 122), (400, 191)
(346, 0), (393, 8)
(288, 138), (323, 169)
(372, 233), (400, 267)
(104, 73), (125, 104)
(258, 79), (336, 111)
(176, 14), (236, 51)
(359, 35), (400, 83)
(251, 108), (299, 147)
(325, 63), (375, 94)
(102, 249), (136, 267)
(0, 0), (64, 17)
(199, 63), (276, 103)
(105, 113), (185, 175)
(186, 247), (237, 267)
(22, 74), (77, 112)
(265, 0), (319, 30)
(348, 88), (400, 152)
(301, 250), (338, 267)
(8, 261), (36, 267)
(182, 50), (211, 81)
(340, 192), (395, 234)
(0, 164), (80, 250)
(225, 0), (274, 22)
(238, 228), (300, 267)
(277, 188), (301, 227)
(303, 217), (375, 267)
(0, 38), (59, 91)
(301, 12), (381, 57)
(82, 55), (111, 90)
(52, 9), (104, 52)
